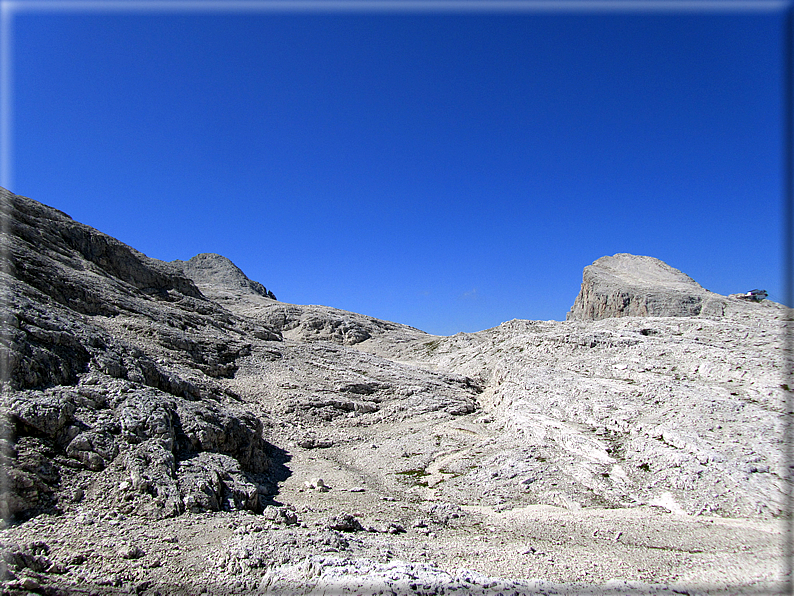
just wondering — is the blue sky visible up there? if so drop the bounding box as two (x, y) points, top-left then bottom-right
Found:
(3, 1), (788, 335)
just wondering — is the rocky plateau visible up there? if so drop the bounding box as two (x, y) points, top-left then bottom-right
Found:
(0, 187), (789, 595)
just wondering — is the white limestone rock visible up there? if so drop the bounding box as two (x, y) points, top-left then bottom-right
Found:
(567, 253), (728, 320)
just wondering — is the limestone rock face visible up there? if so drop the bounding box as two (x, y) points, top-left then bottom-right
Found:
(0, 188), (276, 520)
(566, 253), (727, 320)
(173, 253), (276, 301)
(3, 191), (204, 317)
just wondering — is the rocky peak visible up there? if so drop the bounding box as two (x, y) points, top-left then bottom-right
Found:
(566, 253), (727, 320)
(173, 253), (276, 301)
(1, 187), (204, 315)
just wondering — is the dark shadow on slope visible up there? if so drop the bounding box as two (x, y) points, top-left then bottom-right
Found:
(258, 443), (292, 508)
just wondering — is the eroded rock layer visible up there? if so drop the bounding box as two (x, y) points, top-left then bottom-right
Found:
(567, 253), (729, 320)
(0, 188), (277, 520)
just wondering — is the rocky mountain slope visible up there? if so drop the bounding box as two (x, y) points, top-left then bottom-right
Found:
(0, 187), (788, 595)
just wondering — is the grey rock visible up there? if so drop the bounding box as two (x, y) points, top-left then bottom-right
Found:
(175, 399), (270, 475)
(122, 439), (181, 516)
(0, 436), (59, 519)
(4, 393), (76, 440)
(118, 545), (145, 559)
(178, 451), (261, 513)
(296, 435), (334, 449)
(567, 253), (727, 320)
(117, 392), (176, 449)
(385, 522), (406, 534)
(173, 253), (276, 301)
(424, 502), (464, 525)
(304, 478), (330, 492)
(0, 187), (276, 391)
(2, 190), (201, 305)
(262, 505), (299, 525)
(326, 513), (365, 532)
(19, 577), (42, 591)
(0, 540), (53, 574)
(247, 302), (422, 347)
(0, 187), (281, 519)
(66, 430), (119, 471)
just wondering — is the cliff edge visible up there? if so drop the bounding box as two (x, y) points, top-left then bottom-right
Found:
(566, 253), (729, 320)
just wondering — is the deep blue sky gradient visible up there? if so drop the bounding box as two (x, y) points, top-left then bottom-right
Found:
(8, 6), (786, 335)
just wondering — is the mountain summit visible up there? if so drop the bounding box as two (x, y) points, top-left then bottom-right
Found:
(567, 253), (729, 320)
(173, 253), (277, 301)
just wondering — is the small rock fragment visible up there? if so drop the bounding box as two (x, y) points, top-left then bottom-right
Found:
(326, 513), (365, 532)
(20, 577), (41, 591)
(387, 522), (406, 534)
(304, 478), (330, 492)
(262, 505), (298, 525)
(118, 545), (145, 559)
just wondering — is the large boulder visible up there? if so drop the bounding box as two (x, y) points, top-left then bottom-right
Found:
(567, 254), (727, 320)
(0, 381), (274, 520)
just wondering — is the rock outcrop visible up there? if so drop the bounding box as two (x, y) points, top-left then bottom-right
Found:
(0, 188), (278, 520)
(566, 253), (729, 320)
(173, 253), (276, 301)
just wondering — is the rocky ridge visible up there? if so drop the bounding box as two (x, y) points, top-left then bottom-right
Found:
(0, 189), (280, 522)
(0, 188), (788, 595)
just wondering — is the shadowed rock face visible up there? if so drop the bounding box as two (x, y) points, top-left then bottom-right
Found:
(2, 190), (204, 316)
(566, 253), (727, 320)
(0, 188), (277, 520)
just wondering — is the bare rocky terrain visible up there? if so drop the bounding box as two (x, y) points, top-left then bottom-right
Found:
(0, 187), (788, 595)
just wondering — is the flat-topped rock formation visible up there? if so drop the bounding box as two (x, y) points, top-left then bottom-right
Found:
(567, 253), (731, 320)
